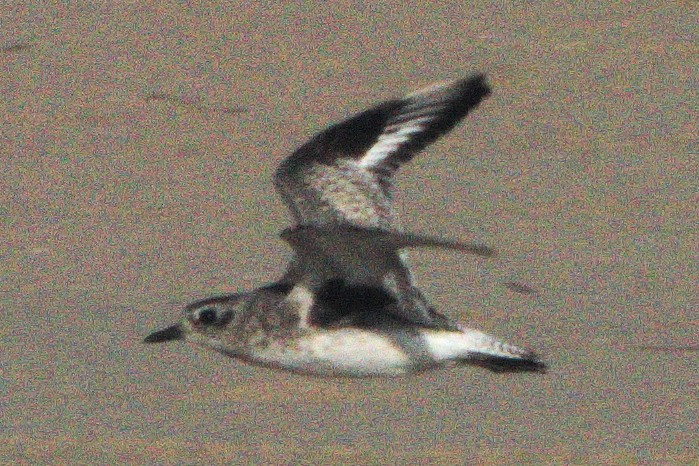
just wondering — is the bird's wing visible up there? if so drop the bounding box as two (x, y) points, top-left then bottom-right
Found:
(273, 75), (491, 229)
(279, 225), (494, 328)
(273, 75), (491, 327)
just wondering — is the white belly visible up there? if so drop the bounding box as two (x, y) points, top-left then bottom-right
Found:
(235, 326), (530, 377)
(249, 328), (433, 376)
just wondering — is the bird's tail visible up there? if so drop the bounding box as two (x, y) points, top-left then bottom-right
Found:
(423, 327), (547, 373)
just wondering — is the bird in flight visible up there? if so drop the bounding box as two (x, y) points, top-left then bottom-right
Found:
(145, 75), (546, 377)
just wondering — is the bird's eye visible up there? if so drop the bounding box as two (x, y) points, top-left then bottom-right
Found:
(197, 308), (218, 325)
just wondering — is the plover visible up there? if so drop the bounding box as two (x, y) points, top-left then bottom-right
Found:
(145, 75), (546, 377)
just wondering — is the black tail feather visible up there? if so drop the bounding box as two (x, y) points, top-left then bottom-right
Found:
(467, 353), (548, 374)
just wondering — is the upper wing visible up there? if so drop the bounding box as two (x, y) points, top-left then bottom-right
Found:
(273, 75), (491, 229)
(274, 76), (491, 328)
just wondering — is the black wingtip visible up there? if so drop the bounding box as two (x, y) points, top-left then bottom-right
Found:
(461, 73), (492, 100)
(452, 73), (492, 114)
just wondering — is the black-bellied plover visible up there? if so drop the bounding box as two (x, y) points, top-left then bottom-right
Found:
(145, 75), (546, 376)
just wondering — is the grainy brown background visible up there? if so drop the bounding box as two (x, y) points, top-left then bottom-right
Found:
(2, 2), (696, 464)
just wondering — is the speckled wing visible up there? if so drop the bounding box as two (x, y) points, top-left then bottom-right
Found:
(273, 75), (491, 229)
(274, 76), (492, 328)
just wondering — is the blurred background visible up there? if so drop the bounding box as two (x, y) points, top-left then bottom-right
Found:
(2, 2), (696, 464)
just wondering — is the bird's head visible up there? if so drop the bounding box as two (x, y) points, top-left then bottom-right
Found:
(144, 294), (245, 350)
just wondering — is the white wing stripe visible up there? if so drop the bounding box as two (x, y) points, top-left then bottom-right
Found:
(358, 116), (435, 168)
